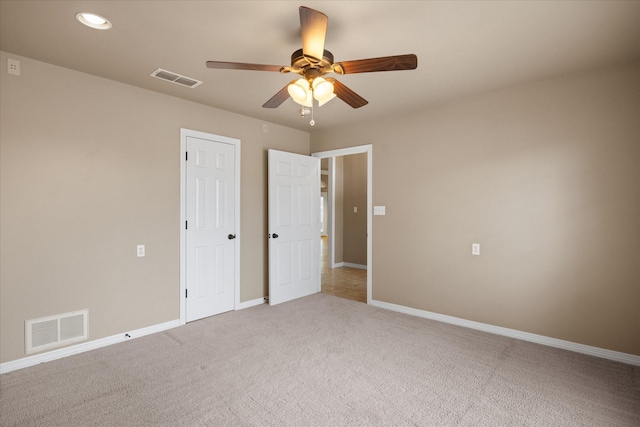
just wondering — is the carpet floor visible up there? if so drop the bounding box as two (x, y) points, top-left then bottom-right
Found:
(1, 293), (639, 426)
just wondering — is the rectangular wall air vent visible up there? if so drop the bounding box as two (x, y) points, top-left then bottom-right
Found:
(25, 309), (88, 354)
(150, 68), (202, 88)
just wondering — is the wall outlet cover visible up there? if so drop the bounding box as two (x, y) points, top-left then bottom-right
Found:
(7, 58), (20, 76)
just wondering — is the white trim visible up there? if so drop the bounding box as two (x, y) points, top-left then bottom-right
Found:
(312, 145), (373, 305)
(0, 320), (180, 374)
(320, 191), (328, 237)
(180, 129), (188, 325)
(370, 299), (640, 367)
(236, 297), (266, 310)
(333, 262), (368, 270)
(328, 158), (337, 269)
(180, 129), (241, 325)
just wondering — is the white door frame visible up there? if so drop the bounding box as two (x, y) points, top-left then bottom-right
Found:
(312, 144), (372, 304)
(179, 128), (241, 325)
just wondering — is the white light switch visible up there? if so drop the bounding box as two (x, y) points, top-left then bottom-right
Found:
(353, 207), (358, 213)
(137, 245), (145, 257)
(374, 206), (386, 216)
(472, 243), (480, 255)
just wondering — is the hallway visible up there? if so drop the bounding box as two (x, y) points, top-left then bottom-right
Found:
(320, 236), (367, 303)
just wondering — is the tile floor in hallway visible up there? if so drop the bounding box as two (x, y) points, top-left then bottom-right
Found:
(320, 236), (367, 303)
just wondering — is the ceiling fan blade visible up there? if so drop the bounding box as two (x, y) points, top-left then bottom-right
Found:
(206, 61), (283, 72)
(262, 80), (297, 108)
(299, 6), (328, 63)
(326, 78), (368, 109)
(335, 54), (418, 74)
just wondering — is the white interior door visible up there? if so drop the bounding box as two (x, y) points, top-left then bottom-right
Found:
(268, 149), (320, 306)
(185, 135), (237, 321)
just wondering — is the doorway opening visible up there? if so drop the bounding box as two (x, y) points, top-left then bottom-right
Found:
(312, 145), (372, 304)
(320, 234), (367, 302)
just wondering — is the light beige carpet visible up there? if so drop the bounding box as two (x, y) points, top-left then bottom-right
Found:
(1, 293), (639, 426)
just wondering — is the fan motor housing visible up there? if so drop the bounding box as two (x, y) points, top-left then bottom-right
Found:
(291, 48), (334, 73)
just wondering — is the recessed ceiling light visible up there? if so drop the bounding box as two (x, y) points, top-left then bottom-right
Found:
(75, 12), (112, 30)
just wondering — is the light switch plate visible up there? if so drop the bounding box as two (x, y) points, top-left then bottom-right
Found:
(374, 206), (386, 215)
(472, 243), (480, 255)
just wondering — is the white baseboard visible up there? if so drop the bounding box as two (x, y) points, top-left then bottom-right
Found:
(0, 319), (180, 374)
(343, 262), (367, 270)
(333, 262), (368, 270)
(370, 299), (640, 367)
(1, 299), (267, 375)
(236, 297), (266, 310)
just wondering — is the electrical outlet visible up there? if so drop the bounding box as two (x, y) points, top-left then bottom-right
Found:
(137, 245), (145, 257)
(7, 58), (20, 76)
(472, 243), (480, 256)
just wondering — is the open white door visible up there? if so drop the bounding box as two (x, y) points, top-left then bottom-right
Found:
(268, 149), (320, 306)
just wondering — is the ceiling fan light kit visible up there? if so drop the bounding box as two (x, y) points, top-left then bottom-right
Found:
(206, 6), (418, 125)
(312, 77), (334, 102)
(288, 77), (334, 105)
(288, 79), (312, 106)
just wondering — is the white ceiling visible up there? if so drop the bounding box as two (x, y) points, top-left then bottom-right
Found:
(1, 1), (639, 132)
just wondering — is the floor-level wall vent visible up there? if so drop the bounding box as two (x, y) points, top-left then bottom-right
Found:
(25, 310), (88, 354)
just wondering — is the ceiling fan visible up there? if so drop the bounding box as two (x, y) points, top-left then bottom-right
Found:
(206, 6), (418, 124)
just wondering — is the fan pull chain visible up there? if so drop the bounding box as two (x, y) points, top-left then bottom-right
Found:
(310, 106), (315, 126)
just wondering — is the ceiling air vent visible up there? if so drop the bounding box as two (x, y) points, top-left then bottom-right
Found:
(150, 68), (202, 88)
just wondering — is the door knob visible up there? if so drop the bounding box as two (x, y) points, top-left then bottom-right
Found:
(228, 234), (236, 240)
(272, 233), (279, 239)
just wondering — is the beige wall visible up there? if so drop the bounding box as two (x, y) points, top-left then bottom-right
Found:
(342, 153), (368, 266)
(311, 63), (640, 356)
(0, 51), (310, 364)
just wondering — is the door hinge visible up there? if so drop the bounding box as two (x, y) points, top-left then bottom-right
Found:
(185, 221), (188, 230)
(185, 152), (188, 161)
(186, 289), (188, 298)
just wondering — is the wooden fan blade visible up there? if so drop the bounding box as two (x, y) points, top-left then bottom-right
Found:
(206, 61), (283, 72)
(299, 6), (328, 63)
(326, 78), (368, 108)
(335, 54), (418, 74)
(262, 80), (297, 108)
